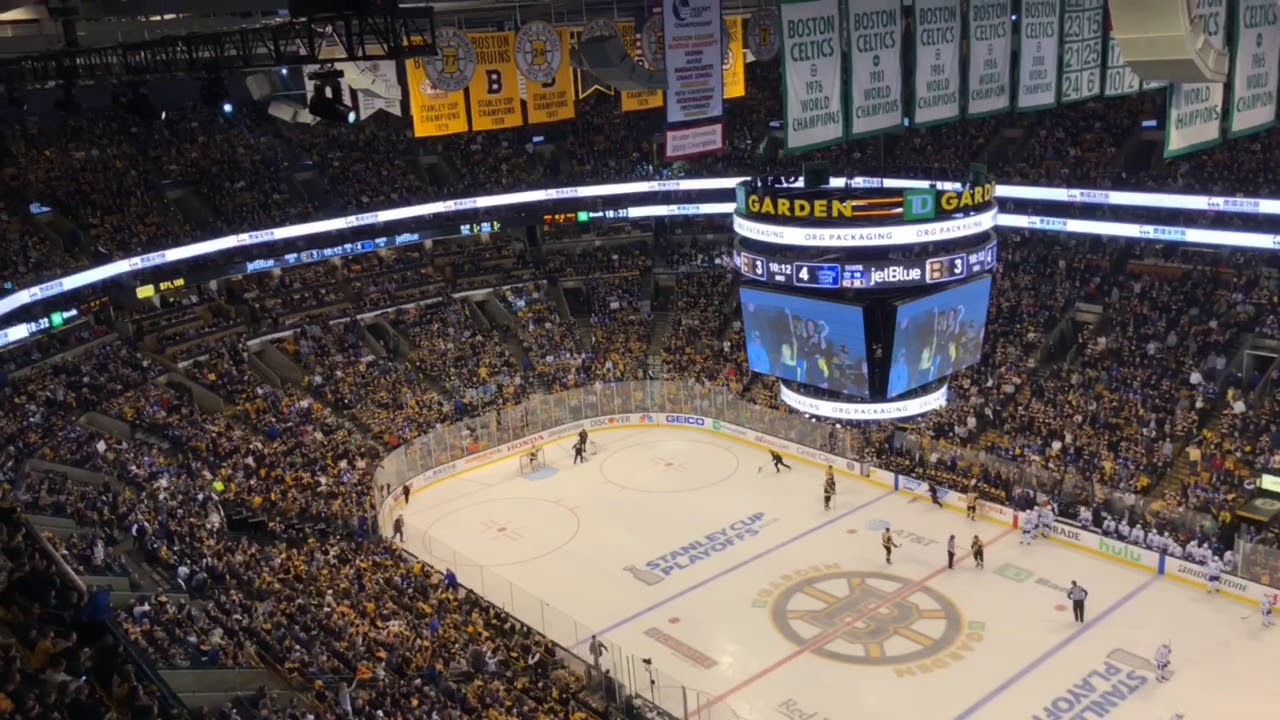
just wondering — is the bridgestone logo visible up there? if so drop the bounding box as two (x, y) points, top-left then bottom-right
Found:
(1177, 565), (1248, 592)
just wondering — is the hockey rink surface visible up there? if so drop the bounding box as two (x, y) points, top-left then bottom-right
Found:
(398, 427), (1277, 720)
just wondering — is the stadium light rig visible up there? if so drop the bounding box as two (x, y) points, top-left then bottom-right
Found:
(306, 66), (357, 125)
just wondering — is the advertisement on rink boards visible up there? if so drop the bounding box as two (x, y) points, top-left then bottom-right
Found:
(1015, 0), (1061, 111)
(912, 0), (963, 125)
(662, 0), (725, 126)
(1165, 0), (1229, 157)
(846, 0), (903, 136)
(780, 0), (845, 152)
(1228, 0), (1280, 137)
(1059, 0), (1105, 104)
(965, 0), (1013, 117)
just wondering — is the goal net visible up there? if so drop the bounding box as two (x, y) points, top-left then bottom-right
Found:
(519, 448), (547, 475)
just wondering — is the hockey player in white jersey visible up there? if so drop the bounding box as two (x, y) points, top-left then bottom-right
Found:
(1205, 556), (1223, 594)
(1118, 521), (1132, 542)
(1262, 592), (1275, 628)
(1153, 641), (1172, 682)
(1223, 549), (1235, 570)
(1020, 509), (1038, 545)
(1130, 524), (1146, 547)
(1038, 503), (1054, 538)
(1102, 514), (1117, 537)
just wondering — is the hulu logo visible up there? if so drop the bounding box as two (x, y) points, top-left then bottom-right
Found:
(1098, 539), (1144, 563)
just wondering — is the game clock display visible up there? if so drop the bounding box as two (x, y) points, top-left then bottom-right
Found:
(734, 238), (996, 291)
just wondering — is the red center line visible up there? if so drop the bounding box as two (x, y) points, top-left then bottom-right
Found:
(685, 526), (1019, 720)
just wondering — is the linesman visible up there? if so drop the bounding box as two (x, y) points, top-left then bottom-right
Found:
(1068, 581), (1088, 623)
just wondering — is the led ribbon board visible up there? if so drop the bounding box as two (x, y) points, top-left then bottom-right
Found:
(779, 382), (949, 420)
(733, 207), (998, 247)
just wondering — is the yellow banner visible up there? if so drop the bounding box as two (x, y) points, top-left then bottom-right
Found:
(618, 21), (663, 112)
(405, 53), (469, 137)
(526, 28), (576, 125)
(468, 32), (524, 131)
(723, 16), (746, 100)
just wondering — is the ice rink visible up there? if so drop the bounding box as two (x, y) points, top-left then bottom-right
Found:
(398, 427), (1278, 720)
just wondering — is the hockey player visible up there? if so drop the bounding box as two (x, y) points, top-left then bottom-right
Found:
(1130, 524), (1146, 548)
(1102, 514), (1117, 537)
(1154, 641), (1172, 682)
(1117, 520), (1132, 543)
(1205, 556), (1223, 594)
(971, 535), (985, 569)
(882, 528), (901, 565)
(1019, 508), (1037, 545)
(1038, 503), (1055, 539)
(1262, 592), (1275, 628)
(965, 493), (978, 521)
(572, 436), (587, 465)
(823, 466), (836, 511)
(771, 450), (792, 473)
(1223, 548), (1236, 570)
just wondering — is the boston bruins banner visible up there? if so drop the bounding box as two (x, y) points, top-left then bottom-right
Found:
(405, 52), (470, 137)
(523, 27), (576, 125)
(1166, 0), (1228, 157)
(1104, 37), (1143, 97)
(1016, 0), (1060, 111)
(425, 29), (478, 92)
(780, 0), (844, 151)
(467, 32), (524, 130)
(965, 0), (1012, 117)
(723, 16), (746, 99)
(514, 21), (562, 84)
(1228, 0), (1280, 138)
(846, 0), (902, 136)
(748, 7), (781, 61)
(912, 0), (962, 126)
(620, 20), (665, 112)
(1059, 0), (1104, 103)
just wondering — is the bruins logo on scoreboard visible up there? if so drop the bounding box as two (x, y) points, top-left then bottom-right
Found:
(515, 21), (562, 84)
(766, 570), (984, 670)
(641, 15), (665, 70)
(747, 8), (781, 61)
(426, 28), (477, 92)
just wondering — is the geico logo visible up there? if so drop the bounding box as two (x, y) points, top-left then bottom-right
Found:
(939, 183), (995, 212)
(746, 194), (878, 219)
(871, 265), (922, 283)
(666, 415), (706, 426)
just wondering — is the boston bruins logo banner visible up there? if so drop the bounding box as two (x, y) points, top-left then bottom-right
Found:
(467, 32), (525, 130)
(525, 27), (577, 125)
(723, 16), (746, 99)
(515, 21), (562, 84)
(425, 28), (477, 92)
(405, 43), (470, 137)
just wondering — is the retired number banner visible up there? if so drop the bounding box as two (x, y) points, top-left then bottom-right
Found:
(966, 0), (1012, 117)
(1059, 0), (1104, 103)
(1104, 37), (1143, 97)
(780, 0), (844, 151)
(912, 0), (962, 125)
(846, 0), (903, 136)
(1016, 0), (1061, 110)
(524, 27), (577, 125)
(663, 0), (724, 125)
(1166, 0), (1228, 157)
(1228, 0), (1280, 137)
(467, 32), (524, 130)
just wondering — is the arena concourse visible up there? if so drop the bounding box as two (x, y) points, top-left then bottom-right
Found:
(2, 55), (1280, 720)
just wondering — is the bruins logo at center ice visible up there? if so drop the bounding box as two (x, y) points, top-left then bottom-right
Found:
(769, 570), (976, 668)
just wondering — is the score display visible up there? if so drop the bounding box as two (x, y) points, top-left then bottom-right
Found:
(734, 238), (997, 291)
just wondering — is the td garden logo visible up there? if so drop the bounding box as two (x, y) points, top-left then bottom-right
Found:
(753, 565), (985, 674)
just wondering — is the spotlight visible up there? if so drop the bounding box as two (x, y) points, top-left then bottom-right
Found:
(221, 101), (234, 115)
(307, 81), (357, 125)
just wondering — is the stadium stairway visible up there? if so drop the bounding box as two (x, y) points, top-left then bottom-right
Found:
(474, 294), (534, 371)
(647, 312), (672, 378)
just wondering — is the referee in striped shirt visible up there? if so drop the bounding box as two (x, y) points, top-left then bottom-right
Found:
(1067, 581), (1088, 622)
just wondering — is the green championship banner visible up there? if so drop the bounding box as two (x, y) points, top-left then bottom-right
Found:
(965, 0), (1012, 117)
(1016, 0), (1061, 111)
(1227, 0), (1280, 137)
(847, 0), (904, 136)
(1166, 0), (1228, 157)
(913, 0), (962, 125)
(780, 0), (845, 152)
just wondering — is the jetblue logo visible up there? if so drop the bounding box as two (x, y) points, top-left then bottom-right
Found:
(666, 415), (705, 426)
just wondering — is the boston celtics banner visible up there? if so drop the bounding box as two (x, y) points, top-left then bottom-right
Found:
(1016, 0), (1061, 110)
(912, 0), (962, 125)
(1059, 0), (1104, 103)
(1166, 0), (1228, 157)
(1228, 0), (1280, 137)
(780, 0), (844, 151)
(966, 0), (1012, 117)
(1104, 37), (1143, 97)
(847, 0), (903, 136)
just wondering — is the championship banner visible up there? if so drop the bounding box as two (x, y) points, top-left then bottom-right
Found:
(965, 0), (1012, 117)
(466, 32), (524, 130)
(724, 16), (746, 99)
(1104, 37), (1143, 97)
(1059, 0), (1104, 103)
(1165, 0), (1228, 157)
(663, 0), (724, 125)
(1228, 0), (1280, 138)
(523, 27), (576, 125)
(912, 0), (962, 125)
(780, 0), (844, 151)
(846, 0), (903, 136)
(620, 20), (665, 111)
(405, 56), (470, 137)
(1015, 0), (1061, 111)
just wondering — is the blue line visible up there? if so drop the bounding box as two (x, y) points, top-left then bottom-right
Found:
(953, 575), (1159, 720)
(571, 488), (895, 649)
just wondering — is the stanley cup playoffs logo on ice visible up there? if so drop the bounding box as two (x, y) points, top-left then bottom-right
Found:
(624, 512), (775, 585)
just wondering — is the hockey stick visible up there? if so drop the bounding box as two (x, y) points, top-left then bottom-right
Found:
(1241, 610), (1257, 620)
